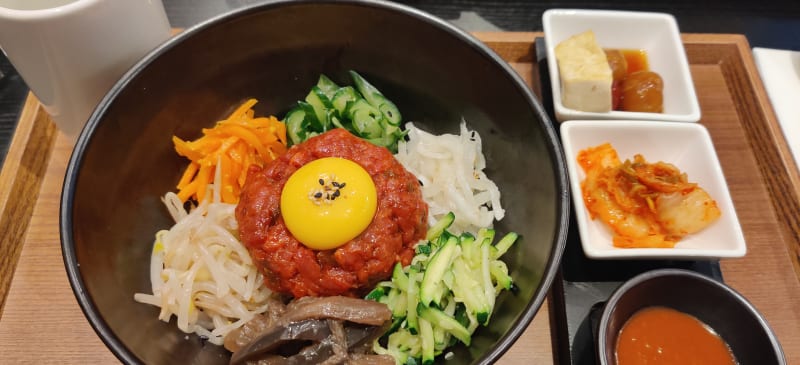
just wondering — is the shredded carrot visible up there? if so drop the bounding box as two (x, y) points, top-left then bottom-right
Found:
(176, 162), (199, 190)
(172, 99), (287, 204)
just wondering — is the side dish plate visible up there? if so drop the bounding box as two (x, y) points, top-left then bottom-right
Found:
(543, 9), (700, 123)
(560, 120), (746, 260)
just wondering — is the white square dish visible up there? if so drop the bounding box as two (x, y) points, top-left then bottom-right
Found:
(560, 120), (746, 259)
(543, 9), (701, 123)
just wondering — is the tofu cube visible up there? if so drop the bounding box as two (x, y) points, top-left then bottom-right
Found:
(555, 31), (613, 112)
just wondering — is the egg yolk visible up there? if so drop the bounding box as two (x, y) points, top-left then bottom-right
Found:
(280, 157), (378, 250)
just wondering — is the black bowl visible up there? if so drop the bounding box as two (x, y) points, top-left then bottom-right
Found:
(60, 1), (569, 364)
(597, 269), (786, 365)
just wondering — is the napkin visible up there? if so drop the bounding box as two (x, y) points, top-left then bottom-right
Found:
(752, 47), (800, 170)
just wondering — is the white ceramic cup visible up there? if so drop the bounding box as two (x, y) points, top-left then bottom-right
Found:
(0, 0), (171, 137)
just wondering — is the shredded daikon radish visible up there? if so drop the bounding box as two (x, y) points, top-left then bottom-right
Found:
(134, 164), (271, 346)
(395, 121), (505, 234)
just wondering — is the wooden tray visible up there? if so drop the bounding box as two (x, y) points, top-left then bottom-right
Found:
(0, 32), (798, 364)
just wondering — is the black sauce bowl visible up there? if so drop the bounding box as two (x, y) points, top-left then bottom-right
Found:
(597, 269), (786, 365)
(60, 0), (569, 364)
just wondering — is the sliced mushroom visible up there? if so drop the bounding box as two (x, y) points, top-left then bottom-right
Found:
(347, 354), (397, 365)
(230, 318), (331, 365)
(326, 319), (349, 363)
(279, 296), (392, 326)
(230, 318), (390, 365)
(227, 296), (394, 365)
(225, 296), (287, 352)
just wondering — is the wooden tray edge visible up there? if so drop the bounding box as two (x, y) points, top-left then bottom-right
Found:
(0, 93), (57, 315)
(732, 35), (800, 275)
(697, 34), (800, 277)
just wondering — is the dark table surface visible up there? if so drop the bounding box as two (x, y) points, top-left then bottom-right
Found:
(1, 0), (799, 169)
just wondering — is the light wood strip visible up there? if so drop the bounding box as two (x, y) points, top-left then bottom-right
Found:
(0, 94), (56, 314)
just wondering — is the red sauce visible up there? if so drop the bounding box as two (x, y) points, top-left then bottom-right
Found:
(235, 129), (428, 298)
(616, 306), (737, 365)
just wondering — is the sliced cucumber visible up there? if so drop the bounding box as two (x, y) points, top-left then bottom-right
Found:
(346, 99), (384, 138)
(406, 266), (420, 334)
(417, 304), (471, 346)
(304, 86), (333, 132)
(365, 135), (398, 151)
(476, 227), (496, 246)
(386, 316), (404, 336)
(330, 115), (354, 132)
(315, 74), (340, 98)
(285, 72), (403, 151)
(458, 232), (478, 263)
(479, 241), (496, 323)
(492, 232), (519, 259)
(392, 262), (409, 290)
(386, 287), (408, 319)
(451, 257), (490, 325)
(365, 285), (387, 301)
(420, 235), (457, 307)
(295, 101), (322, 133)
(426, 212), (455, 242)
(283, 106), (309, 145)
(331, 86), (360, 116)
(433, 323), (449, 352)
(418, 318), (435, 365)
(387, 329), (419, 362)
(349, 70), (402, 126)
(490, 260), (513, 290)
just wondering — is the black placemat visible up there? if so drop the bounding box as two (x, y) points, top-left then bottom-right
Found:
(533, 37), (724, 365)
(0, 55), (28, 169)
